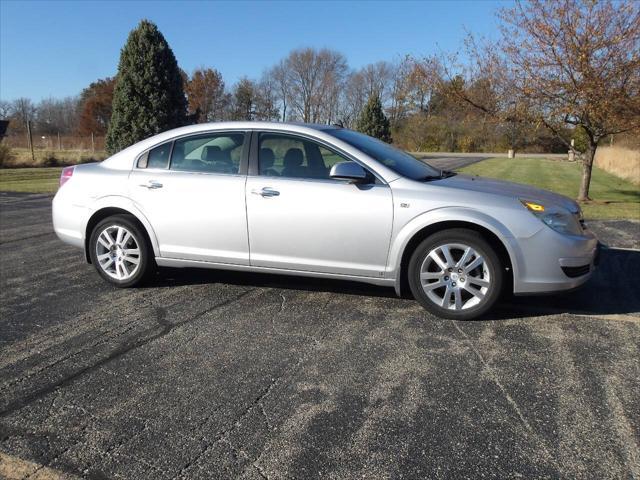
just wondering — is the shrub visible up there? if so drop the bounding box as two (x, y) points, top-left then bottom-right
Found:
(41, 152), (60, 167)
(0, 143), (13, 167)
(459, 136), (475, 153)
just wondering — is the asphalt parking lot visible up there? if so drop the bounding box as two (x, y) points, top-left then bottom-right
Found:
(1, 182), (639, 478)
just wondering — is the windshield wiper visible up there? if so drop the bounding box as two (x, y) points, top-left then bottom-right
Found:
(416, 174), (442, 182)
(416, 170), (456, 182)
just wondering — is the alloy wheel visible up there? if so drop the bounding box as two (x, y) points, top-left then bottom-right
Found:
(419, 242), (491, 311)
(95, 225), (141, 281)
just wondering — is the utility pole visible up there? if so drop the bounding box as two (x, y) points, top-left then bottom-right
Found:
(91, 132), (95, 153)
(26, 120), (35, 164)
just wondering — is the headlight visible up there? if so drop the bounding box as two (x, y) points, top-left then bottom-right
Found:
(520, 200), (583, 236)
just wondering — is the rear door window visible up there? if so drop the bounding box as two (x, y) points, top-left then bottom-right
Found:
(171, 132), (245, 174)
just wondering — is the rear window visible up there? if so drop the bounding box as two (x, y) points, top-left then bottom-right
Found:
(138, 142), (172, 169)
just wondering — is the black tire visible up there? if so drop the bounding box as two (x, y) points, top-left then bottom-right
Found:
(89, 214), (155, 288)
(408, 228), (503, 320)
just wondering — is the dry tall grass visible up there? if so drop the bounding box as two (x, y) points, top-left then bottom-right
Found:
(0, 147), (107, 168)
(594, 146), (640, 185)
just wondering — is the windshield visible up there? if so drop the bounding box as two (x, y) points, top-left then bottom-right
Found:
(327, 129), (442, 180)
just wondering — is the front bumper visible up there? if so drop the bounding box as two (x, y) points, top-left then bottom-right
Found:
(511, 226), (599, 295)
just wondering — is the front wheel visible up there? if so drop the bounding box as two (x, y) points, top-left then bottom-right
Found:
(408, 229), (503, 320)
(89, 214), (154, 287)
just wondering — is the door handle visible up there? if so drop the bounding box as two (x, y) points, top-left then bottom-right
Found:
(139, 181), (163, 189)
(251, 187), (280, 197)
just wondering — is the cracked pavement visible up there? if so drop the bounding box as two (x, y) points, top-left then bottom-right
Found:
(1, 191), (639, 479)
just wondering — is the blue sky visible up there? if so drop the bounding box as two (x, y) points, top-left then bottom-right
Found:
(0, 0), (503, 102)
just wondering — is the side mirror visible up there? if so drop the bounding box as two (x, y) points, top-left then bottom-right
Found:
(329, 161), (369, 183)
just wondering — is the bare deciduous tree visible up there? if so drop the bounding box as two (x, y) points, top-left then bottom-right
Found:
(340, 71), (368, 127)
(406, 56), (442, 115)
(10, 98), (36, 132)
(284, 48), (347, 123)
(337, 61), (395, 127)
(36, 97), (80, 135)
(254, 74), (281, 121)
(388, 56), (414, 127)
(267, 60), (290, 121)
(360, 61), (393, 100)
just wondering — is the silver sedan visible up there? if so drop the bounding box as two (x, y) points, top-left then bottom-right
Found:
(52, 122), (599, 320)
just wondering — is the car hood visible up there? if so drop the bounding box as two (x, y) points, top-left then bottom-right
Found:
(438, 174), (579, 213)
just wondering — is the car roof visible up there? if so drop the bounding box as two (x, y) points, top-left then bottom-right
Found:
(208, 121), (340, 131)
(172, 121), (341, 133)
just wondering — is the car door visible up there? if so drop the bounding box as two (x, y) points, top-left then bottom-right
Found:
(128, 131), (250, 265)
(245, 131), (393, 277)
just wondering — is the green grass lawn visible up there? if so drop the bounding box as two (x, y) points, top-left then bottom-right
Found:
(460, 157), (640, 220)
(0, 168), (62, 194)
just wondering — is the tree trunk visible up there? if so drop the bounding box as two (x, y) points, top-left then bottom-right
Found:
(577, 142), (597, 202)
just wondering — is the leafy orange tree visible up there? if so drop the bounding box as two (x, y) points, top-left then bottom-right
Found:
(448, 0), (640, 201)
(185, 68), (227, 123)
(77, 77), (116, 136)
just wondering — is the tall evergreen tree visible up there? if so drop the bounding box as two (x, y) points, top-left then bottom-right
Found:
(106, 20), (187, 154)
(356, 94), (392, 143)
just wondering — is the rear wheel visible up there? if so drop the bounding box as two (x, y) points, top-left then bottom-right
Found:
(408, 229), (503, 320)
(89, 214), (154, 287)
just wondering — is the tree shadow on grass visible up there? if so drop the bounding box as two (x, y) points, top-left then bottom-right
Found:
(609, 189), (640, 200)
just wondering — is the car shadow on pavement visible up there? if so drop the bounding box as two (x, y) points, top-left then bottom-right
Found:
(148, 248), (639, 320)
(492, 248), (640, 320)
(150, 266), (400, 299)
